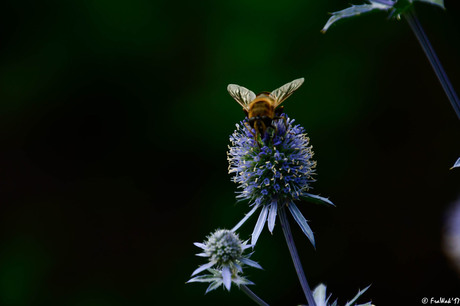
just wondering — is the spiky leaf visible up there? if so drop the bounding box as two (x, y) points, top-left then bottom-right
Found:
(221, 266), (231, 290)
(187, 274), (220, 283)
(231, 203), (260, 232)
(251, 205), (268, 245)
(287, 201), (315, 247)
(322, 1), (392, 33)
(313, 283), (329, 306)
(240, 257), (263, 270)
(303, 193), (335, 206)
(345, 285), (371, 306)
(267, 199), (278, 233)
(191, 261), (215, 276)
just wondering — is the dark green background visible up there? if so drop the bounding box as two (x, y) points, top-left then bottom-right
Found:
(1, 0), (459, 305)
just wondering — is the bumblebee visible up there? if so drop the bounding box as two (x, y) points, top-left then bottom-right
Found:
(227, 78), (304, 139)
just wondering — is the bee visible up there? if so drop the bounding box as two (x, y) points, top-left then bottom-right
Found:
(227, 78), (304, 139)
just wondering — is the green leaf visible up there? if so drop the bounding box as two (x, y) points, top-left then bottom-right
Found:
(322, 1), (392, 33)
(412, 0), (445, 9)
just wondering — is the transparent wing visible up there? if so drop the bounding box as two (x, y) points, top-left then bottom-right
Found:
(269, 77), (305, 107)
(227, 84), (256, 111)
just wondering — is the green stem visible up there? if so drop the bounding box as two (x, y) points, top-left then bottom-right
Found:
(404, 9), (460, 120)
(279, 205), (316, 306)
(240, 285), (270, 306)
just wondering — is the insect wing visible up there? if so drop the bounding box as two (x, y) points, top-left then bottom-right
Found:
(269, 77), (304, 107)
(227, 84), (256, 111)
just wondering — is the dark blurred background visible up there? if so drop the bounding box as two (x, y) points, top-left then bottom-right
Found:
(0, 0), (459, 305)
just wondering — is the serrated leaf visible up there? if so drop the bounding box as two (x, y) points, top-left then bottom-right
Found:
(451, 157), (460, 169)
(233, 276), (255, 286)
(205, 281), (222, 294)
(412, 0), (445, 9)
(187, 274), (220, 283)
(345, 285), (371, 306)
(322, 1), (392, 33)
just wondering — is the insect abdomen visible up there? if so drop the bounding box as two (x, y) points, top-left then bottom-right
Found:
(249, 100), (274, 118)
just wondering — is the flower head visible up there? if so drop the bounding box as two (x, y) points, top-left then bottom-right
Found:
(229, 115), (316, 204)
(187, 229), (262, 293)
(203, 229), (243, 266)
(228, 115), (334, 246)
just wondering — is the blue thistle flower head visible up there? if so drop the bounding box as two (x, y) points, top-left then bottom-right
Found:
(187, 229), (262, 293)
(229, 115), (316, 203)
(228, 114), (334, 246)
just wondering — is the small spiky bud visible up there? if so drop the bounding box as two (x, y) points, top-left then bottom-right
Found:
(187, 229), (262, 293)
(205, 229), (243, 266)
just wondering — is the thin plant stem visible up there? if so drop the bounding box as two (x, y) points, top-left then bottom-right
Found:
(240, 285), (270, 306)
(279, 205), (316, 306)
(404, 9), (460, 120)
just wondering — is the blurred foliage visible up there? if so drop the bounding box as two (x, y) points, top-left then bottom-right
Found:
(0, 0), (459, 305)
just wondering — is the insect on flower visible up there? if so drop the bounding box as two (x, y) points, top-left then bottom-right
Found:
(227, 78), (304, 140)
(228, 113), (335, 246)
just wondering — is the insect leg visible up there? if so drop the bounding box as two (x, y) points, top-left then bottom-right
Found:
(274, 115), (288, 134)
(245, 121), (262, 148)
(274, 106), (287, 132)
(244, 121), (256, 138)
